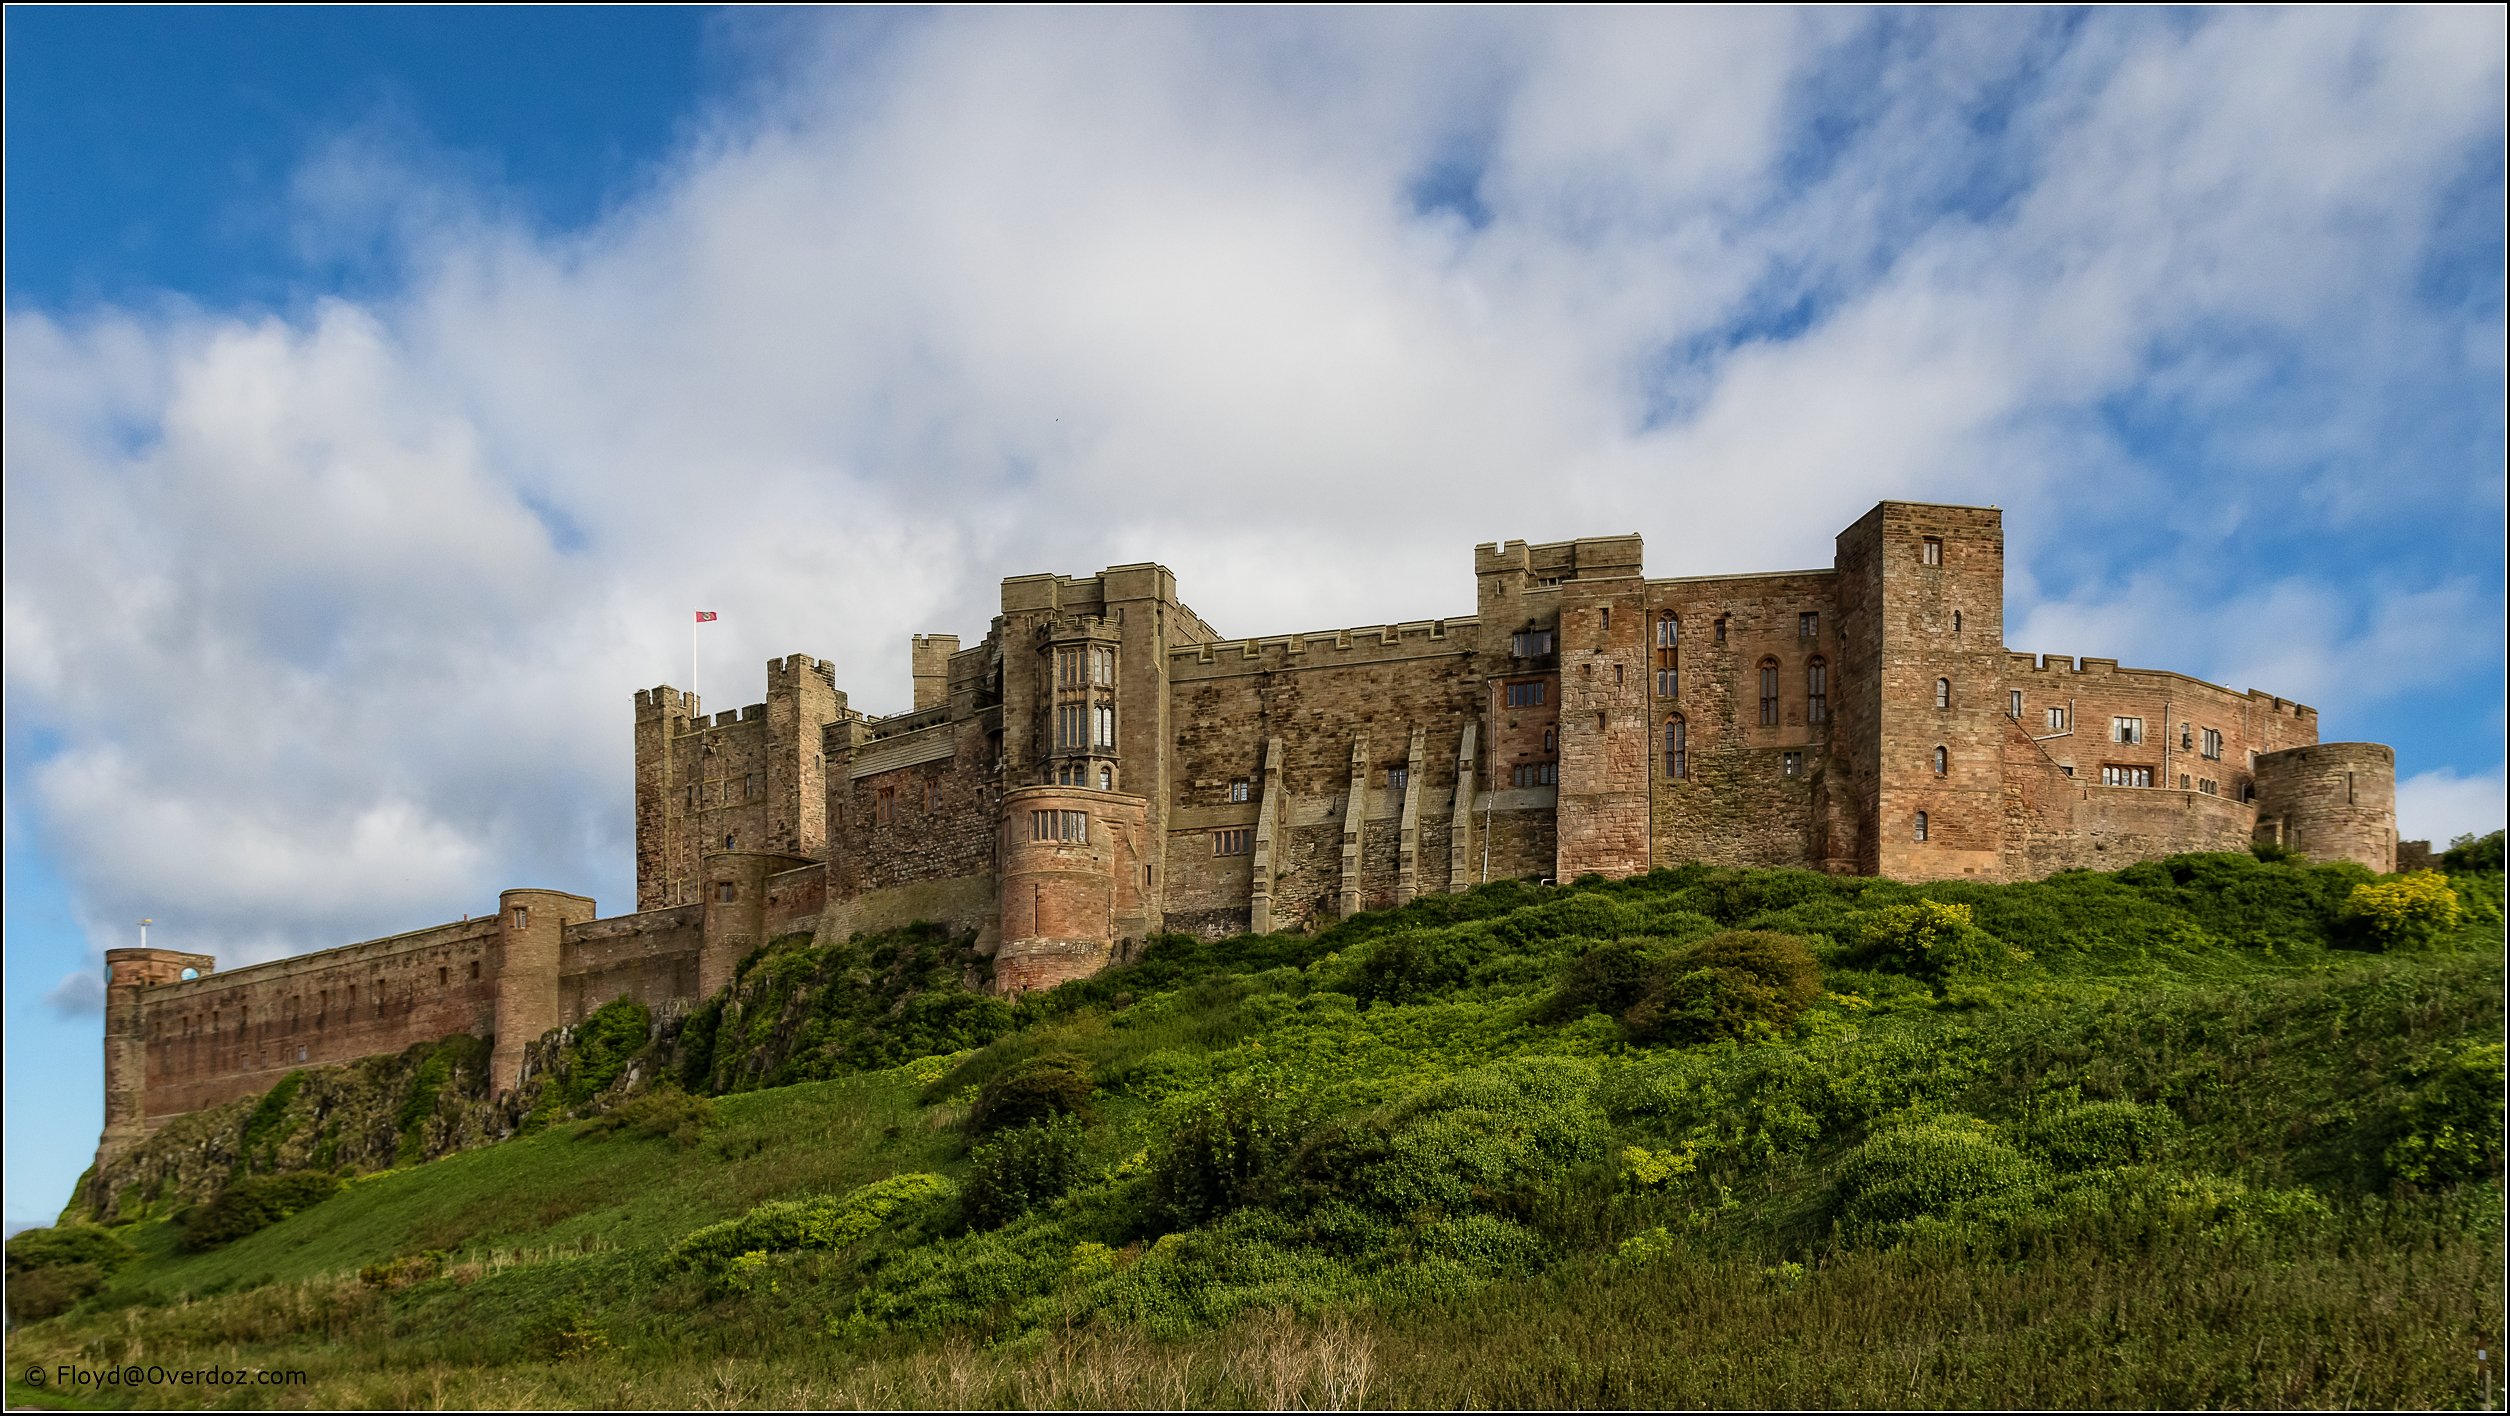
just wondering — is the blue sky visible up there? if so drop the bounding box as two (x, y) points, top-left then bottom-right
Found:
(5, 7), (2502, 1222)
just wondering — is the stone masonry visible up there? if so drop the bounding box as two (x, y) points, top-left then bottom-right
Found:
(96, 499), (2402, 1164)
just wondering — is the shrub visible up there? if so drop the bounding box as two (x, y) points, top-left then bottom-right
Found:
(1350, 928), (1469, 1006)
(4, 1224), (139, 1322)
(1349, 1057), (1605, 1219)
(1621, 930), (1821, 1045)
(179, 1170), (342, 1251)
(2340, 872), (2463, 951)
(1853, 901), (2023, 982)
(1830, 1116), (2036, 1243)
(2023, 1100), (2183, 1172)
(584, 1086), (717, 1147)
(967, 1052), (1094, 1137)
(962, 1115), (1088, 1229)
(1148, 1073), (1310, 1229)
(2384, 1041), (2505, 1188)
(1551, 937), (1663, 1020)
(668, 1172), (954, 1279)
(2441, 830), (2505, 874)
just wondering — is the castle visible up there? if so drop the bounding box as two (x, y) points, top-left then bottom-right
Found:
(96, 501), (2402, 1162)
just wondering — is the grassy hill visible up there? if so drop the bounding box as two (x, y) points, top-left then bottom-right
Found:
(8, 841), (2503, 1409)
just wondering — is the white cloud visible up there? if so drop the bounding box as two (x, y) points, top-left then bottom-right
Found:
(3, 9), (2501, 973)
(2397, 766), (2509, 848)
(43, 971), (105, 1019)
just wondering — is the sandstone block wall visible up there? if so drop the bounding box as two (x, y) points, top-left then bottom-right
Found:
(2253, 742), (2397, 873)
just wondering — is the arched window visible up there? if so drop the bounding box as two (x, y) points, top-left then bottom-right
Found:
(1665, 715), (1688, 780)
(1760, 658), (1780, 726)
(1935, 677), (1951, 709)
(1806, 657), (1828, 725)
(1914, 811), (1930, 842)
(1657, 612), (1679, 647)
(1098, 766), (1112, 791)
(1933, 746), (1948, 776)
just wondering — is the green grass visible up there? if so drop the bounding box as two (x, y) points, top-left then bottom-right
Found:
(9, 846), (2503, 1409)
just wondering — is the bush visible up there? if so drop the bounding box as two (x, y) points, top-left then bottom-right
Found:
(2339, 872), (2463, 951)
(668, 1172), (954, 1279)
(962, 1115), (1087, 1229)
(1853, 901), (2023, 983)
(179, 1170), (342, 1251)
(967, 1052), (1094, 1137)
(1148, 1072), (1310, 1229)
(1830, 1116), (2036, 1242)
(1347, 1057), (1605, 1219)
(1350, 928), (1469, 1006)
(1551, 937), (1663, 1020)
(4, 1224), (139, 1322)
(2441, 830), (2505, 874)
(1621, 930), (1821, 1045)
(2384, 1041), (2505, 1188)
(2023, 1100), (2183, 1172)
(584, 1086), (717, 1147)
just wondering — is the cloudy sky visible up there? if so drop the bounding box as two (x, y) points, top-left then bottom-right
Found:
(4, 7), (2501, 1217)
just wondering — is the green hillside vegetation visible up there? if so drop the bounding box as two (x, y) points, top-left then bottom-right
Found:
(8, 838), (2504, 1409)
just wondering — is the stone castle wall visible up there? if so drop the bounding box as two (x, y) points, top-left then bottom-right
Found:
(103, 498), (2403, 1157)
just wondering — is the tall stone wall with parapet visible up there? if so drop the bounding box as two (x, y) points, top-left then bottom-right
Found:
(1642, 569), (1840, 870)
(2001, 717), (2261, 875)
(2003, 653), (2319, 803)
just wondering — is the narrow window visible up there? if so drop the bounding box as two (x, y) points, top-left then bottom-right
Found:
(1657, 612), (1679, 647)
(1806, 657), (1828, 725)
(1099, 766), (1113, 791)
(716, 881), (736, 902)
(1666, 715), (1688, 780)
(437, 967), (447, 987)
(1933, 746), (1948, 776)
(724, 834), (735, 850)
(1922, 537), (1943, 566)
(1799, 611), (1818, 640)
(511, 905), (529, 929)
(1599, 607), (1610, 633)
(1542, 725), (1557, 754)
(1656, 644), (1678, 698)
(1228, 778), (1251, 803)
(1713, 616), (1728, 644)
(875, 786), (895, 824)
(2182, 723), (2194, 751)
(1760, 659), (1780, 726)
(2010, 690), (2023, 719)
(1387, 765), (1409, 791)
(1914, 811), (1930, 842)
(1094, 703), (1116, 748)
(469, 960), (480, 981)
(1952, 610), (1962, 633)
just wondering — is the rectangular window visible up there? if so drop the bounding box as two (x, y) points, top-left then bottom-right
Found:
(1799, 612), (1818, 640)
(2112, 716), (2143, 745)
(1228, 778), (1250, 803)
(2010, 690), (2024, 719)
(1056, 703), (1087, 750)
(1782, 751), (1802, 778)
(1806, 660), (1828, 725)
(1504, 680), (1548, 709)
(1090, 646), (1115, 685)
(1511, 629), (1556, 658)
(1922, 537), (1943, 566)
(1213, 828), (1252, 856)
(1656, 615), (1679, 647)
(1031, 809), (1088, 843)
(2201, 728), (2223, 760)
(716, 881), (736, 903)
(1713, 616), (1728, 643)
(2046, 707), (2069, 733)
(1387, 765), (1409, 791)
(1511, 761), (1559, 788)
(511, 906), (529, 929)
(2100, 765), (2154, 788)
(1656, 669), (1678, 698)
(1759, 662), (1779, 726)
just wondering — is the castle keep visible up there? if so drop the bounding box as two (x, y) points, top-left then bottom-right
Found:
(97, 501), (2402, 1160)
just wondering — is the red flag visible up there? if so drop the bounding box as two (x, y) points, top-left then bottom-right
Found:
(694, 611), (718, 622)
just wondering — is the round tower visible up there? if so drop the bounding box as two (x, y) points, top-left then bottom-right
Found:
(487, 888), (597, 1095)
(2252, 742), (2397, 874)
(996, 785), (1150, 994)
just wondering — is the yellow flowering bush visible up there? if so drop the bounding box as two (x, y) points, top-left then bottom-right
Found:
(2340, 871), (2462, 950)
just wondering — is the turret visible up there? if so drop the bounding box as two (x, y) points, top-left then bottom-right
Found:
(97, 947), (215, 1164)
(2253, 743), (2397, 873)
